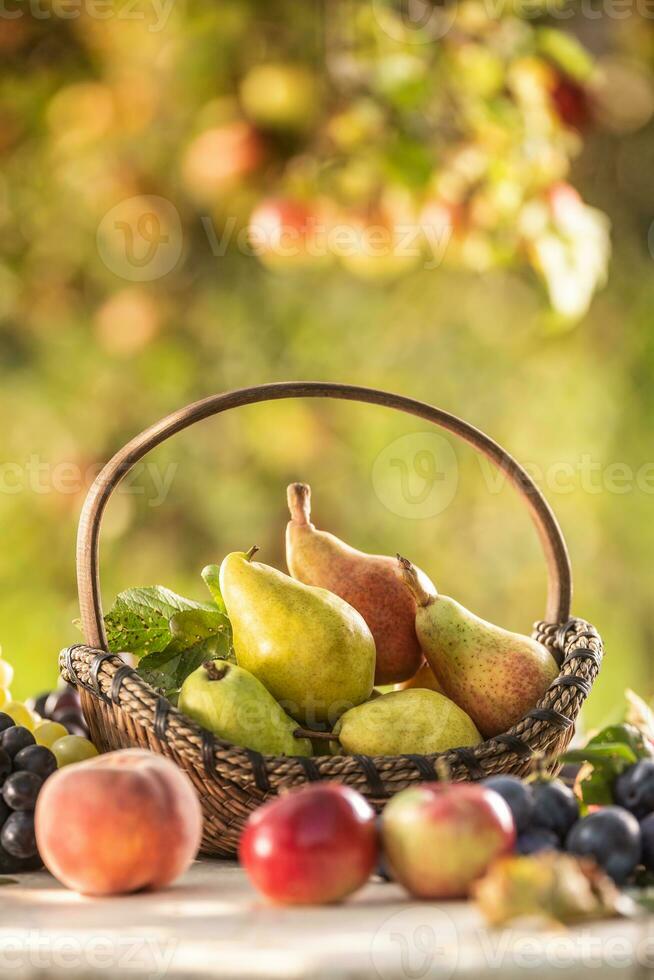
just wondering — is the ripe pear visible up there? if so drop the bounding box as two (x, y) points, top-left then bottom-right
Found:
(398, 557), (559, 738)
(285, 483), (436, 685)
(219, 549), (375, 725)
(333, 688), (481, 756)
(178, 661), (311, 756)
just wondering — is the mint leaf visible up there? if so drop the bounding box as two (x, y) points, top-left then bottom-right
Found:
(104, 586), (216, 658)
(201, 565), (226, 613)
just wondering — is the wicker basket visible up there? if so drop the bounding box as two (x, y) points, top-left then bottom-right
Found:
(60, 382), (603, 858)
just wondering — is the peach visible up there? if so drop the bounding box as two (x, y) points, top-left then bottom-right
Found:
(35, 749), (202, 896)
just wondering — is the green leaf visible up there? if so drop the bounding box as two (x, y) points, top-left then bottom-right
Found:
(137, 635), (224, 697)
(565, 743), (638, 766)
(201, 565), (227, 613)
(104, 586), (216, 658)
(136, 604), (233, 697)
(565, 723), (653, 810)
(587, 723), (652, 758)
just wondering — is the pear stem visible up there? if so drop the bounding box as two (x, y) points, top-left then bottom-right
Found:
(245, 545), (259, 561)
(203, 660), (228, 681)
(293, 727), (337, 743)
(397, 554), (434, 607)
(287, 483), (312, 525)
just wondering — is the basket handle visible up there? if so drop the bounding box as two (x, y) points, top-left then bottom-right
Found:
(76, 382), (572, 649)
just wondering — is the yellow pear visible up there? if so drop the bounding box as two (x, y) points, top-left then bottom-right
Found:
(219, 549), (375, 725)
(334, 688), (481, 756)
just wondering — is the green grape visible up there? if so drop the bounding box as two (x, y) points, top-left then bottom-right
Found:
(33, 721), (69, 749)
(0, 660), (14, 688)
(3, 701), (36, 731)
(51, 735), (98, 768)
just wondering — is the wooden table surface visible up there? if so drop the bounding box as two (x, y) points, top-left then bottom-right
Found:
(1, 860), (653, 979)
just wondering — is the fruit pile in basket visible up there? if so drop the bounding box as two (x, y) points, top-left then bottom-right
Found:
(105, 482), (560, 758)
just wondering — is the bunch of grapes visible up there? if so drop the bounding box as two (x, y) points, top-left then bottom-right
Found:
(0, 713), (56, 874)
(484, 773), (651, 885)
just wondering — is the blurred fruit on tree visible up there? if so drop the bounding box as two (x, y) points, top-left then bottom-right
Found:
(1, 0), (654, 724)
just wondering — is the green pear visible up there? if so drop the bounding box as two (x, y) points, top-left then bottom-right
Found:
(178, 660), (312, 756)
(219, 549), (376, 725)
(334, 688), (481, 756)
(398, 557), (559, 738)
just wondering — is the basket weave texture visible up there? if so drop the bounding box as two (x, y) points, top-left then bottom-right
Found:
(61, 383), (603, 858)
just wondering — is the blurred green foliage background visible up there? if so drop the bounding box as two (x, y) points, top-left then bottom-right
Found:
(1, 0), (654, 729)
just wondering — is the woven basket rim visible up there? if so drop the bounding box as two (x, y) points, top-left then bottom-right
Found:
(60, 617), (602, 797)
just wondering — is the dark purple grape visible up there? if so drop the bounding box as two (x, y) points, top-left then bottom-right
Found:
(26, 693), (50, 717)
(45, 688), (80, 720)
(0, 844), (42, 874)
(0, 748), (11, 783)
(13, 745), (57, 780)
(0, 797), (10, 825)
(0, 727), (34, 759)
(614, 760), (654, 820)
(18, 853), (44, 872)
(1, 812), (37, 859)
(641, 812), (654, 872)
(516, 828), (560, 855)
(2, 772), (42, 811)
(531, 780), (579, 841)
(566, 806), (642, 884)
(0, 843), (23, 874)
(483, 776), (534, 833)
(0, 713), (14, 734)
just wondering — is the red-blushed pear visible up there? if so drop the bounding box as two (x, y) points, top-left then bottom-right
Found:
(381, 782), (516, 899)
(398, 556), (558, 738)
(286, 483), (436, 685)
(35, 749), (202, 896)
(239, 783), (378, 905)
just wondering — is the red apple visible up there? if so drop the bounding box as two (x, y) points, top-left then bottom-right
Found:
(35, 749), (203, 896)
(248, 198), (331, 270)
(239, 783), (378, 905)
(381, 782), (515, 899)
(181, 121), (264, 200)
